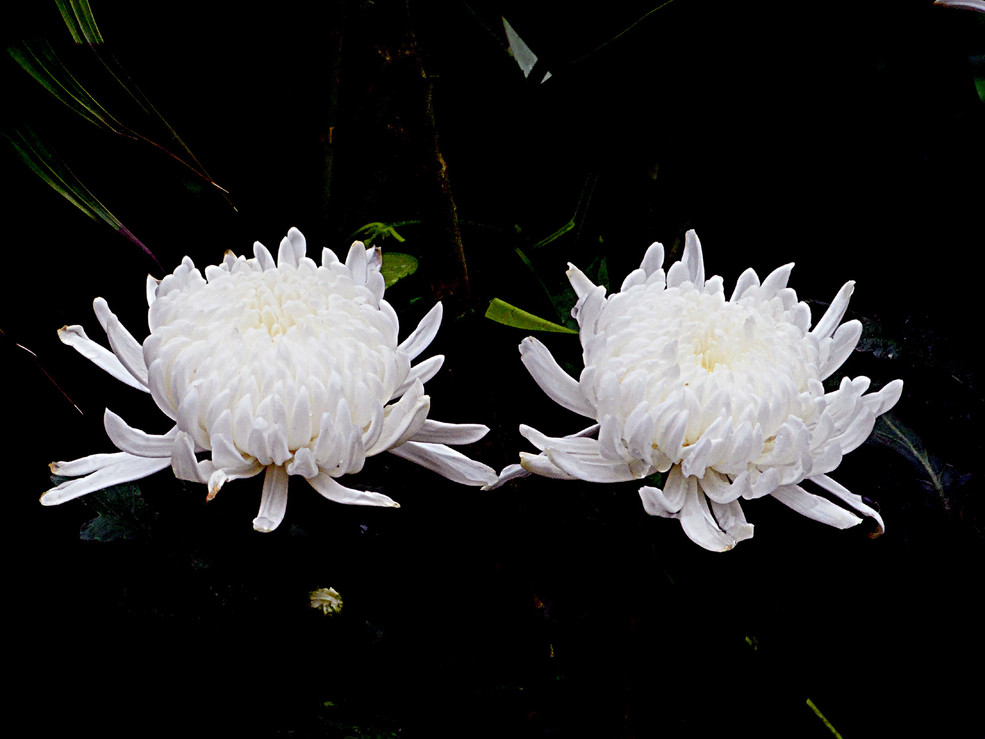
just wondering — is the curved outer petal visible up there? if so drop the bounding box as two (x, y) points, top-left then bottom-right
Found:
(392, 354), (444, 400)
(482, 462), (530, 490)
(103, 409), (177, 457)
(307, 471), (400, 507)
(811, 281), (855, 340)
(58, 325), (149, 392)
(398, 302), (443, 360)
(411, 419), (490, 445)
(365, 381), (431, 456)
(92, 298), (150, 388)
(770, 483), (863, 529)
(42, 453), (172, 505)
(519, 337), (596, 419)
(545, 448), (648, 483)
(810, 473), (884, 536)
(678, 479), (739, 552)
(389, 440), (498, 486)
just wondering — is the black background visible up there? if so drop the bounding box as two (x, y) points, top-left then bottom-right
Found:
(4, 1), (984, 736)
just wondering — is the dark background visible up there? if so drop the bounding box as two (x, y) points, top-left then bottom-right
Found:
(4, 1), (983, 736)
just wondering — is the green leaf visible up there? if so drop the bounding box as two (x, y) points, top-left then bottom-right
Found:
(485, 298), (578, 333)
(381, 252), (419, 288)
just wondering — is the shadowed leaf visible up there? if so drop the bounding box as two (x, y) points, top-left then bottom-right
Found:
(71, 482), (150, 542)
(870, 413), (969, 497)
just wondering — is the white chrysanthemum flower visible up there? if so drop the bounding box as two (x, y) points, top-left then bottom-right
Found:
(43, 228), (497, 531)
(499, 230), (903, 552)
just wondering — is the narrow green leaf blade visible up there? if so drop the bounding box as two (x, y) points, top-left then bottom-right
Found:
(485, 298), (577, 334)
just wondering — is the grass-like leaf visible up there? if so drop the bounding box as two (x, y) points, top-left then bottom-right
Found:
(56, 0), (104, 46)
(9, 8), (232, 203)
(485, 298), (578, 333)
(4, 127), (162, 270)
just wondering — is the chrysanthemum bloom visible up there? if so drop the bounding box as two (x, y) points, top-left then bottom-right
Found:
(43, 228), (496, 531)
(500, 230), (903, 551)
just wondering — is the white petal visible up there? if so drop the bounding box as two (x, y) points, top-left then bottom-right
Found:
(519, 337), (596, 419)
(566, 263), (597, 299)
(811, 281), (855, 340)
(92, 299), (150, 390)
(482, 462), (530, 490)
(398, 302), (443, 360)
(253, 465), (290, 532)
(519, 424), (601, 455)
(819, 319), (862, 379)
(392, 354), (444, 399)
(278, 228), (306, 267)
(730, 267), (761, 302)
(365, 382), (431, 456)
(253, 241), (275, 271)
(171, 430), (215, 483)
(639, 485), (683, 517)
(709, 499), (755, 544)
(103, 409), (177, 457)
(410, 419), (489, 445)
(286, 447), (320, 478)
(639, 241), (665, 278)
(42, 453), (171, 505)
(810, 473), (884, 536)
(864, 379), (904, 417)
(50, 451), (131, 477)
(146, 275), (160, 306)
(678, 479), (737, 552)
(307, 471), (399, 507)
(545, 448), (645, 483)
(698, 468), (745, 504)
(682, 229), (705, 289)
(345, 240), (369, 284)
(388, 440), (497, 486)
(57, 325), (149, 392)
(770, 483), (862, 529)
(758, 263), (794, 300)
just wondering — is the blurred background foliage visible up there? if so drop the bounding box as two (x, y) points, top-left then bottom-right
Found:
(4, 1), (984, 737)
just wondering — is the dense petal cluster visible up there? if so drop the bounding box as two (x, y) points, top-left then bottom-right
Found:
(43, 228), (496, 531)
(499, 230), (902, 551)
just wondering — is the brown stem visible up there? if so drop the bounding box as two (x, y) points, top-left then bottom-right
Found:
(403, 0), (471, 307)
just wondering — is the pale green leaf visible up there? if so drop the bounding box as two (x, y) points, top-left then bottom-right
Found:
(485, 298), (578, 333)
